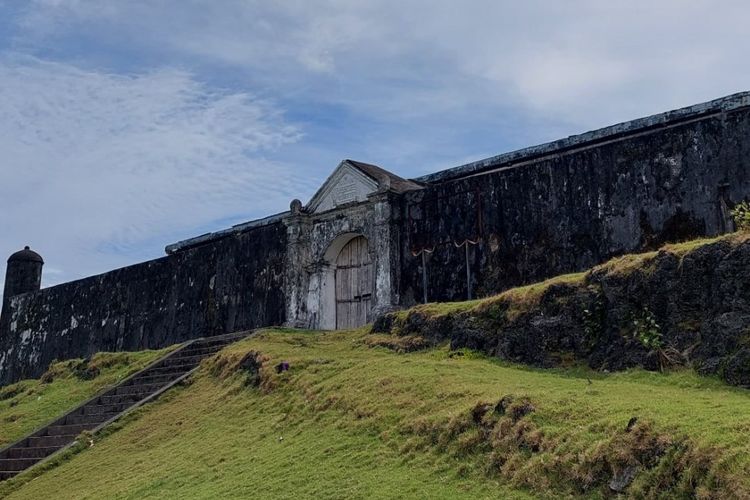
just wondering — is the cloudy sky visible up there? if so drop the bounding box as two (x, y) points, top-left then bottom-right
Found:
(1, 0), (749, 289)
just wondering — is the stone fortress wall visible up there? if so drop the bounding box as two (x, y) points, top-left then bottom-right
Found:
(398, 92), (750, 304)
(0, 222), (286, 384)
(2, 91), (749, 385)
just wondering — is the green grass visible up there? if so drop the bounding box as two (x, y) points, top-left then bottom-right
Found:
(385, 272), (587, 323)
(478, 271), (586, 320)
(4, 328), (750, 499)
(0, 348), (173, 447)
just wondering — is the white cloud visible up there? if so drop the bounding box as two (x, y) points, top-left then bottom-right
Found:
(14, 0), (750, 132)
(2, 0), (750, 288)
(0, 55), (304, 284)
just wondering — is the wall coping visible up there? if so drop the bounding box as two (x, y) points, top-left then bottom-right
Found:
(164, 211), (290, 254)
(414, 91), (750, 185)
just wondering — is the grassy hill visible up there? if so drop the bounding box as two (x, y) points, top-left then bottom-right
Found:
(3, 232), (750, 498)
(2, 327), (750, 499)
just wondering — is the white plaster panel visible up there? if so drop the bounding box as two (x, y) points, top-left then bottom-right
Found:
(309, 164), (379, 213)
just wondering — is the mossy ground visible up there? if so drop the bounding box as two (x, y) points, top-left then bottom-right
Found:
(3, 328), (750, 499)
(0, 349), (172, 447)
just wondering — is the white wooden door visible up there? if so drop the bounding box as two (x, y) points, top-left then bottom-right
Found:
(335, 236), (372, 329)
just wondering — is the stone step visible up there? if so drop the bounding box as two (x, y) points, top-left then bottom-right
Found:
(45, 424), (89, 437)
(0, 332), (254, 481)
(26, 434), (78, 448)
(125, 373), (182, 387)
(196, 335), (246, 346)
(114, 382), (164, 396)
(65, 412), (119, 426)
(0, 458), (41, 472)
(181, 339), (242, 354)
(151, 354), (204, 369)
(145, 363), (197, 375)
(176, 345), (225, 357)
(98, 393), (144, 406)
(4, 446), (61, 460)
(81, 402), (129, 416)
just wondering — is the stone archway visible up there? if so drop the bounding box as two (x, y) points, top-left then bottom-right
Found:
(316, 233), (373, 330)
(334, 236), (372, 329)
(284, 187), (401, 330)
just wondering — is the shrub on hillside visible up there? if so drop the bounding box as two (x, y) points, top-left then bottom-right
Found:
(731, 201), (750, 231)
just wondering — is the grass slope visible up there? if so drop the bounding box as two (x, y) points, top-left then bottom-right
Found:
(385, 231), (750, 327)
(0, 349), (172, 447)
(3, 328), (750, 499)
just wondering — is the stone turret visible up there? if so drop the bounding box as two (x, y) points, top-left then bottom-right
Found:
(3, 246), (44, 299)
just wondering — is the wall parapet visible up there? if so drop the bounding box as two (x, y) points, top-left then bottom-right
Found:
(416, 91), (750, 185)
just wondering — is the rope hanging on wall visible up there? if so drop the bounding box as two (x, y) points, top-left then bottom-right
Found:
(454, 238), (481, 300)
(412, 246), (435, 304)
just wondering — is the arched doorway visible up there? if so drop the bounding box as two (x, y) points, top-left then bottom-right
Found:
(334, 236), (372, 329)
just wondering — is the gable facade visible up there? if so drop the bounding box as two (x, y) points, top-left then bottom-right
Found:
(283, 160), (415, 329)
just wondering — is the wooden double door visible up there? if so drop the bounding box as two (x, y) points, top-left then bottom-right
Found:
(335, 236), (373, 329)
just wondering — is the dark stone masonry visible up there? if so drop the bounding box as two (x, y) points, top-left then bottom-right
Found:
(398, 95), (750, 303)
(2, 91), (750, 385)
(0, 223), (286, 384)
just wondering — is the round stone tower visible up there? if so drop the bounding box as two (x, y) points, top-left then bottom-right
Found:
(3, 246), (44, 299)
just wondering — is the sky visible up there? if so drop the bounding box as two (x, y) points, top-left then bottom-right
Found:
(1, 0), (749, 290)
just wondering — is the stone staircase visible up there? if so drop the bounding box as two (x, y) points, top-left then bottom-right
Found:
(0, 331), (253, 481)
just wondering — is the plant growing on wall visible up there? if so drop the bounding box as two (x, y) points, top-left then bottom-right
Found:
(581, 294), (605, 350)
(632, 306), (663, 351)
(630, 306), (688, 371)
(731, 201), (750, 232)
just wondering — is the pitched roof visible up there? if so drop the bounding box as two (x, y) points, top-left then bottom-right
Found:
(345, 160), (423, 193)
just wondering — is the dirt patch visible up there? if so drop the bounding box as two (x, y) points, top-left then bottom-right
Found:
(206, 349), (278, 392)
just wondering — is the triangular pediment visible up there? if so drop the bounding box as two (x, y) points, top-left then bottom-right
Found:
(306, 161), (380, 213)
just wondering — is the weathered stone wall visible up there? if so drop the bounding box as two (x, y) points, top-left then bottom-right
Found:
(399, 104), (750, 305)
(284, 191), (402, 330)
(0, 222), (287, 384)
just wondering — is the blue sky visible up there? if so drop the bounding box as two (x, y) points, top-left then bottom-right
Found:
(1, 0), (749, 289)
